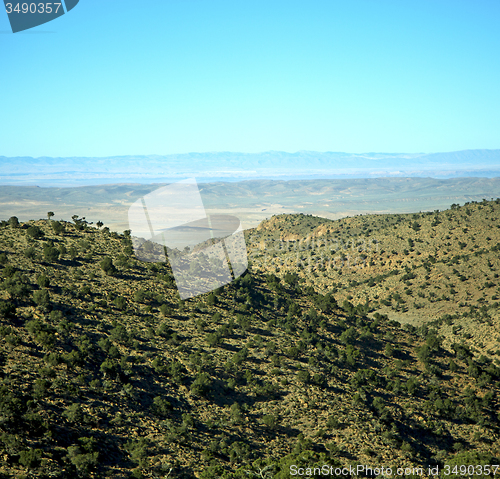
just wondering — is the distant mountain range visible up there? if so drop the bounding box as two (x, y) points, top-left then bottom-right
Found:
(1, 149), (500, 186)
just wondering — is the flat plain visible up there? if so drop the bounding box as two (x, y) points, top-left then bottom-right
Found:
(1, 177), (500, 232)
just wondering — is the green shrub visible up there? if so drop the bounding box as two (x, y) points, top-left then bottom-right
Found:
(206, 292), (217, 305)
(100, 257), (117, 276)
(0, 300), (15, 319)
(24, 247), (37, 259)
(37, 274), (50, 288)
(340, 327), (358, 345)
(26, 226), (44, 239)
(18, 448), (42, 468)
(191, 372), (211, 397)
(8, 216), (19, 228)
(43, 243), (60, 263)
(125, 438), (149, 467)
(100, 359), (117, 377)
(261, 414), (278, 429)
(151, 396), (172, 417)
(51, 221), (65, 235)
(297, 370), (310, 384)
(2, 265), (16, 278)
(230, 403), (243, 424)
(133, 288), (147, 303)
(67, 445), (99, 474)
(63, 403), (84, 423)
(26, 319), (56, 348)
(159, 303), (172, 316)
(33, 289), (51, 310)
(113, 296), (127, 309)
(110, 324), (129, 344)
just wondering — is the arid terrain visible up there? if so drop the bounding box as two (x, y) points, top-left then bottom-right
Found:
(0, 199), (499, 478)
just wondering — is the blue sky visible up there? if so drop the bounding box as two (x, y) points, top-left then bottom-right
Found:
(1, 0), (499, 157)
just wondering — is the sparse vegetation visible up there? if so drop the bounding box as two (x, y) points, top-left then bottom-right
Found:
(0, 204), (499, 478)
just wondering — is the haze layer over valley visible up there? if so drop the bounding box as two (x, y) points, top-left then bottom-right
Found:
(1, 177), (500, 232)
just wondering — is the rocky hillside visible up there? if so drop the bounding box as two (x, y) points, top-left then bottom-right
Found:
(0, 212), (499, 478)
(247, 199), (500, 360)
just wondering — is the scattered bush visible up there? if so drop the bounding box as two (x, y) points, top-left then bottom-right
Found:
(190, 372), (211, 397)
(37, 274), (50, 288)
(43, 243), (60, 263)
(51, 220), (65, 235)
(33, 289), (51, 310)
(26, 226), (44, 239)
(100, 257), (117, 276)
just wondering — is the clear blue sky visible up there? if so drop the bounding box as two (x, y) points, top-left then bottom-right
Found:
(1, 0), (499, 157)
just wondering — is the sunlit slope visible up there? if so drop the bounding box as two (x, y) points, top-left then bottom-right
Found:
(247, 199), (500, 359)
(0, 212), (499, 477)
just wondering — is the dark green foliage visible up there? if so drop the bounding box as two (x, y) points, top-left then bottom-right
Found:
(406, 377), (419, 395)
(229, 402), (243, 424)
(159, 303), (172, 316)
(100, 358), (117, 377)
(110, 323), (130, 344)
(67, 445), (99, 475)
(206, 292), (217, 305)
(191, 372), (211, 397)
(416, 344), (431, 364)
(0, 300), (15, 318)
(43, 243), (60, 263)
(1, 201), (500, 477)
(326, 416), (341, 429)
(37, 274), (50, 288)
(261, 414), (278, 429)
(113, 295), (127, 309)
(314, 293), (338, 313)
(2, 264), (16, 278)
(339, 327), (357, 345)
(0, 252), (8, 265)
(151, 396), (172, 417)
(51, 220), (65, 234)
(297, 369), (310, 384)
(63, 403), (84, 423)
(19, 448), (43, 468)
(125, 437), (149, 467)
(236, 313), (251, 330)
(33, 378), (51, 398)
(25, 319), (56, 348)
(100, 257), (117, 276)
(2, 271), (32, 299)
(231, 347), (248, 366)
(284, 272), (299, 286)
(8, 216), (19, 228)
(33, 289), (51, 310)
(133, 288), (147, 302)
(26, 225), (44, 239)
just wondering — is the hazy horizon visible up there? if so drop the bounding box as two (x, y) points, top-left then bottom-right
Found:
(1, 148), (500, 187)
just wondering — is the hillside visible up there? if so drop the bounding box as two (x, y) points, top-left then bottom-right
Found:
(247, 199), (500, 360)
(0, 212), (500, 478)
